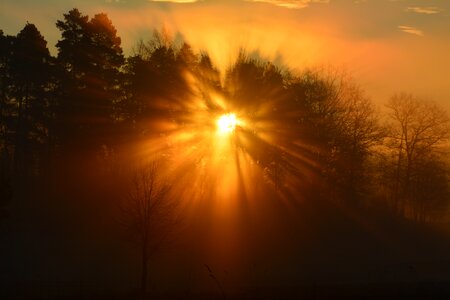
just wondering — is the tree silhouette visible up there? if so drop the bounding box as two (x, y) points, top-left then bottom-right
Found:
(0, 30), (14, 165)
(412, 155), (450, 221)
(176, 42), (197, 71)
(0, 157), (12, 223)
(284, 68), (384, 205)
(225, 52), (284, 112)
(118, 161), (179, 298)
(9, 23), (53, 174)
(331, 77), (383, 205)
(121, 30), (197, 140)
(56, 9), (124, 150)
(384, 93), (450, 218)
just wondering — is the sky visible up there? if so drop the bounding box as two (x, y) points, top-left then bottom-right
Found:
(1, 0), (449, 109)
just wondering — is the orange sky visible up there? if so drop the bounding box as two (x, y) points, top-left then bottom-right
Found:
(1, 0), (449, 109)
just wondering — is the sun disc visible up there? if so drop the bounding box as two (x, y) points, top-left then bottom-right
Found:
(217, 113), (238, 134)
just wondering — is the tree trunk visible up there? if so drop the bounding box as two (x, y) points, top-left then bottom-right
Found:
(394, 139), (403, 216)
(141, 236), (148, 300)
(14, 92), (24, 174)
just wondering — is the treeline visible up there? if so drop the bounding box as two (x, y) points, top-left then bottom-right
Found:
(0, 8), (449, 224)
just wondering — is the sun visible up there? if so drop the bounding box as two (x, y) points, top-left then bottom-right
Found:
(217, 113), (238, 134)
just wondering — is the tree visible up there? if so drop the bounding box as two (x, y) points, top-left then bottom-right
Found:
(87, 12), (124, 126)
(225, 52), (284, 112)
(0, 162), (12, 224)
(118, 161), (179, 298)
(56, 9), (124, 149)
(55, 8), (90, 148)
(0, 30), (14, 166)
(333, 81), (384, 204)
(411, 154), (450, 222)
(120, 30), (198, 139)
(9, 23), (53, 174)
(384, 93), (450, 218)
(285, 68), (383, 205)
(176, 42), (198, 70)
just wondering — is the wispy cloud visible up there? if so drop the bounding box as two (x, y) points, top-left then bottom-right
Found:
(151, 0), (198, 3)
(245, 0), (329, 9)
(398, 25), (424, 36)
(406, 6), (441, 15)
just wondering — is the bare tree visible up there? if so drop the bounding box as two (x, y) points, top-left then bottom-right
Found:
(118, 160), (179, 298)
(307, 68), (384, 204)
(335, 83), (384, 204)
(411, 154), (450, 222)
(384, 93), (450, 218)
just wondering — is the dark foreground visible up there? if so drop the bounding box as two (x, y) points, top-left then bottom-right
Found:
(3, 281), (450, 300)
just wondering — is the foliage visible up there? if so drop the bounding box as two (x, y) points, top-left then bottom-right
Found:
(0, 8), (448, 227)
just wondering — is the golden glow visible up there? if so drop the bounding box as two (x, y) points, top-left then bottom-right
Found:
(130, 65), (321, 272)
(217, 113), (238, 134)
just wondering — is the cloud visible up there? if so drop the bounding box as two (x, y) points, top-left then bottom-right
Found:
(406, 6), (441, 15)
(398, 25), (424, 36)
(151, 0), (198, 3)
(245, 0), (329, 9)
